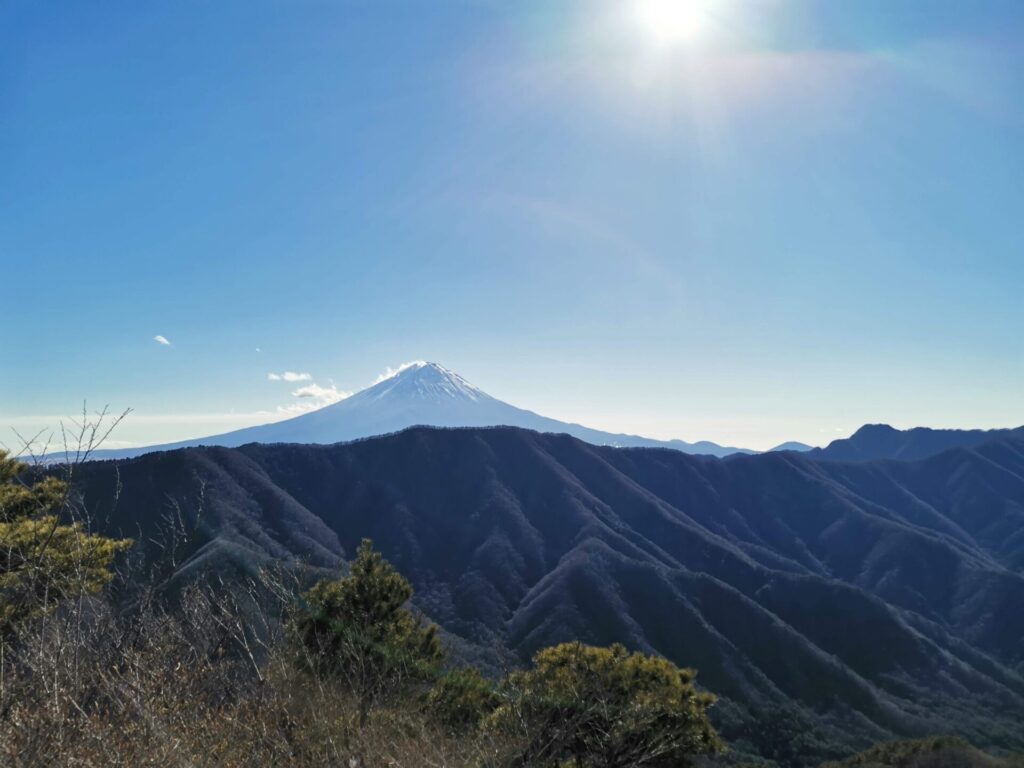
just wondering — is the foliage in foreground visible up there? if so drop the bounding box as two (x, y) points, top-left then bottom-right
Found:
(427, 666), (503, 732)
(0, 453), (1017, 768)
(0, 449), (131, 634)
(0, 523), (725, 767)
(290, 538), (445, 725)
(0, 584), (492, 767)
(488, 641), (722, 767)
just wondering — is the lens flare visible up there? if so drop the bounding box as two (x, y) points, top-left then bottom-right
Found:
(634, 0), (707, 46)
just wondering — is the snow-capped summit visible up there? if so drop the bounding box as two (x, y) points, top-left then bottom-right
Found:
(85, 362), (754, 459)
(368, 362), (483, 403)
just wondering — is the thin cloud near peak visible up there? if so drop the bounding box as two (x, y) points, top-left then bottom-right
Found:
(373, 360), (427, 385)
(291, 383), (350, 402)
(153, 335), (171, 346)
(265, 371), (348, 417)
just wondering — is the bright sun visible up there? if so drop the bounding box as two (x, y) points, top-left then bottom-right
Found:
(634, 0), (707, 46)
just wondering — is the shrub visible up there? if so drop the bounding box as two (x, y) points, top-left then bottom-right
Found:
(0, 449), (131, 635)
(488, 641), (722, 767)
(289, 538), (444, 725)
(427, 667), (501, 732)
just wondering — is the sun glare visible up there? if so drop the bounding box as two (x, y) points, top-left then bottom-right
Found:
(634, 0), (707, 46)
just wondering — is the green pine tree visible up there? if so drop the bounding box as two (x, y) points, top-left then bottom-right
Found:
(291, 539), (444, 725)
(0, 450), (131, 635)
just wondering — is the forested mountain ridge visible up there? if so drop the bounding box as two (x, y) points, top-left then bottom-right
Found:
(66, 426), (1024, 749)
(807, 423), (1024, 462)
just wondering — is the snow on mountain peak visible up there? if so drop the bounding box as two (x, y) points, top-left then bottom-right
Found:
(372, 360), (429, 385)
(64, 359), (755, 459)
(367, 361), (483, 403)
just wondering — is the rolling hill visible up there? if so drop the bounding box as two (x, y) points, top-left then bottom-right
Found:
(66, 425), (1024, 750)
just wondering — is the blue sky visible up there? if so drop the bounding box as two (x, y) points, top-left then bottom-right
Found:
(2, 0), (1022, 451)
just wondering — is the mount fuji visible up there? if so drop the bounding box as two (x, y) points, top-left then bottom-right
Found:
(83, 362), (755, 459)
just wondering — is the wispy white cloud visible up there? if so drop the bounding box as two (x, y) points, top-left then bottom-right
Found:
(373, 360), (427, 385)
(273, 400), (332, 417)
(265, 369), (350, 416)
(274, 403), (314, 417)
(265, 381), (352, 417)
(153, 335), (171, 346)
(291, 383), (350, 402)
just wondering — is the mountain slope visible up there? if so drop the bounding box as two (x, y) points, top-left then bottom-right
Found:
(68, 427), (1024, 750)
(85, 362), (753, 458)
(808, 423), (1024, 462)
(769, 441), (815, 452)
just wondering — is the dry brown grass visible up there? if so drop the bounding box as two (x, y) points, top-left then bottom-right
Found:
(0, 582), (502, 768)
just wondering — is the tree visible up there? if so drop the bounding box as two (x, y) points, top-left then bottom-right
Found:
(427, 666), (501, 732)
(290, 538), (444, 725)
(489, 641), (722, 768)
(0, 450), (131, 634)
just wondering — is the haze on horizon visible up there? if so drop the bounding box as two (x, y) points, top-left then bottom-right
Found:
(2, 0), (1022, 452)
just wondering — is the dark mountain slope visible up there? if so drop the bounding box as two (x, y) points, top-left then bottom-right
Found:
(595, 444), (1024, 654)
(771, 441), (815, 452)
(73, 446), (345, 577)
(808, 424), (1024, 463)
(67, 427), (1024, 749)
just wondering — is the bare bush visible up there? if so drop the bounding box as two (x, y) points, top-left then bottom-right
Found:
(0, 571), (499, 767)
